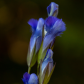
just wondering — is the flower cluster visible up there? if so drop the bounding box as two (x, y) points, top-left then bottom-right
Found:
(22, 2), (66, 84)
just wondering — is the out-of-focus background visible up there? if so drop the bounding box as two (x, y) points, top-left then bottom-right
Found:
(0, 0), (84, 84)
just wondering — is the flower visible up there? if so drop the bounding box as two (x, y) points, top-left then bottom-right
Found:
(43, 16), (66, 51)
(47, 2), (59, 17)
(39, 49), (55, 84)
(38, 9), (65, 68)
(37, 16), (66, 65)
(41, 49), (53, 74)
(22, 72), (30, 84)
(27, 18), (44, 68)
(22, 72), (38, 84)
(28, 18), (44, 53)
(22, 2), (66, 84)
(38, 16), (65, 64)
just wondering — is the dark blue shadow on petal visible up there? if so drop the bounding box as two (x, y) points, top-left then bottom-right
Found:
(36, 36), (42, 52)
(45, 16), (57, 28)
(45, 16), (58, 32)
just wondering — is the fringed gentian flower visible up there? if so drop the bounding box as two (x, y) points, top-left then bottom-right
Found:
(39, 49), (55, 84)
(28, 18), (44, 53)
(43, 16), (66, 51)
(47, 2), (59, 17)
(22, 2), (66, 84)
(22, 72), (38, 84)
(38, 16), (66, 65)
(27, 18), (44, 71)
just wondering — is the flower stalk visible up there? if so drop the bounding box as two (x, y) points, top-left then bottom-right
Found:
(22, 2), (66, 84)
(28, 66), (31, 74)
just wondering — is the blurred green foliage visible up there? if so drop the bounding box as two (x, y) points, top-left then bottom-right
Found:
(0, 0), (84, 84)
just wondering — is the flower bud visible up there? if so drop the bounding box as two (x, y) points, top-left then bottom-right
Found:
(47, 2), (59, 17)
(39, 49), (55, 84)
(27, 18), (44, 68)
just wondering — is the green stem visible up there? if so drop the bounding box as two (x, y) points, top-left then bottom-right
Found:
(28, 66), (31, 73)
(37, 64), (40, 76)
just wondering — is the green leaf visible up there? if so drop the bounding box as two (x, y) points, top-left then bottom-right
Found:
(37, 41), (48, 64)
(37, 41), (43, 64)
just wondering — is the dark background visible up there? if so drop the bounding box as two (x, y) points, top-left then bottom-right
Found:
(0, 0), (84, 84)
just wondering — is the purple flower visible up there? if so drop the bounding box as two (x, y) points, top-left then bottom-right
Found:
(43, 16), (66, 51)
(39, 49), (54, 84)
(47, 2), (59, 17)
(41, 49), (53, 73)
(22, 72), (30, 84)
(27, 18), (44, 67)
(22, 72), (38, 84)
(28, 18), (44, 54)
